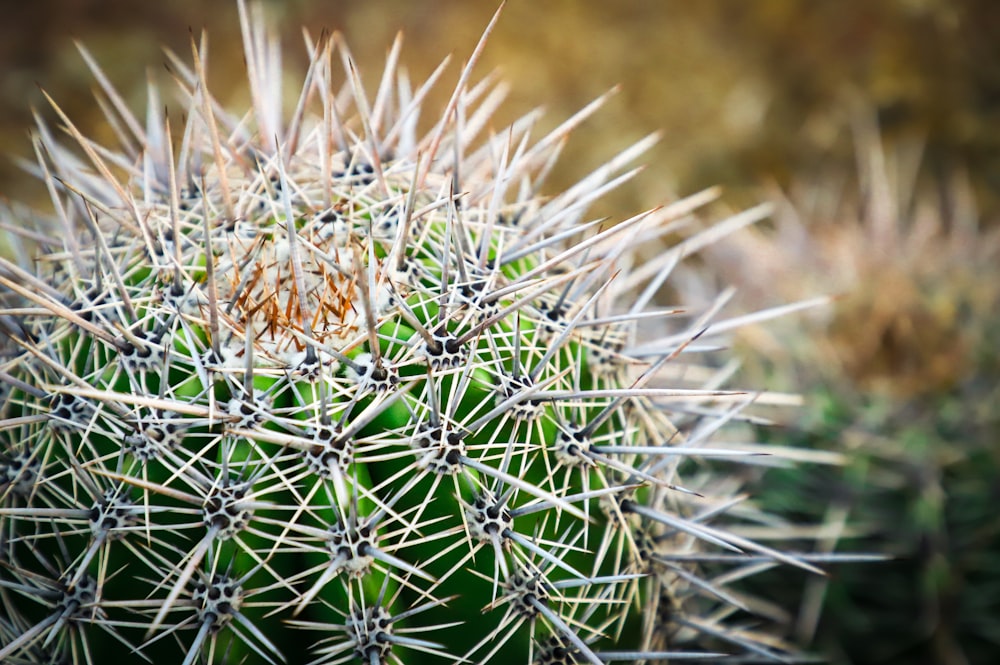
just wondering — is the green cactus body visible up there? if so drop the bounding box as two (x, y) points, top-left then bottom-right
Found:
(0, 3), (836, 664)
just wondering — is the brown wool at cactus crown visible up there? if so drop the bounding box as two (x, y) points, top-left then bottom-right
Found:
(0, 2), (869, 664)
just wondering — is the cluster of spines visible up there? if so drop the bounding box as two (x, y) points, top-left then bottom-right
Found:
(0, 3), (842, 664)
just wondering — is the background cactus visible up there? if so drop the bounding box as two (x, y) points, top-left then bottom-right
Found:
(677, 116), (1000, 665)
(1, 3), (846, 663)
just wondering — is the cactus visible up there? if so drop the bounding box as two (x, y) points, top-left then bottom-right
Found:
(676, 119), (1000, 665)
(0, 3), (842, 664)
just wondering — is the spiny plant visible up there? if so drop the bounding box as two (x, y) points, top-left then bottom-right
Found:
(678, 118), (1000, 665)
(0, 3), (843, 663)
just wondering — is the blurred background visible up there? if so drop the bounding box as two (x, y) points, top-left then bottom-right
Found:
(2, 1), (998, 664)
(4, 0), (1000, 214)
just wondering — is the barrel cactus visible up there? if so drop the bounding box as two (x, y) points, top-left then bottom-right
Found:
(674, 122), (1000, 665)
(0, 3), (840, 663)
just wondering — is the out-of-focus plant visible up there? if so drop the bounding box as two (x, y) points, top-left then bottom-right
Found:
(679, 113), (1000, 665)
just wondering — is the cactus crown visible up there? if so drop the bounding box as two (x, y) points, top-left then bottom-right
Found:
(1, 2), (840, 664)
